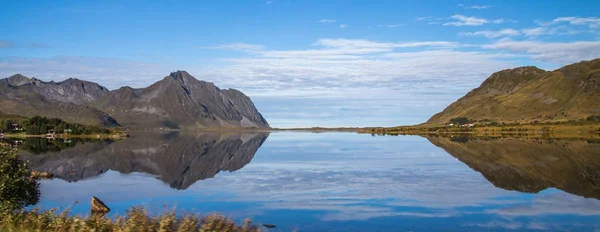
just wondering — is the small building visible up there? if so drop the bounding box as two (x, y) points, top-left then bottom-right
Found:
(11, 123), (23, 131)
(46, 129), (56, 138)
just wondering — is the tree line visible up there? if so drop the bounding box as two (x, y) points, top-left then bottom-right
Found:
(0, 116), (109, 135)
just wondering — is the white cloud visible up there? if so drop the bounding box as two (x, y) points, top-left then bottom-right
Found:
(444, 15), (490, 26)
(522, 27), (547, 36)
(339, 24), (349, 28)
(521, 26), (583, 36)
(461, 28), (521, 38)
(548, 16), (600, 29)
(525, 17), (600, 37)
(483, 39), (600, 63)
(493, 19), (518, 24)
(416, 16), (444, 24)
(319, 19), (336, 23)
(199, 38), (512, 101)
(266, 1), (275, 4)
(464, 5), (491, 9)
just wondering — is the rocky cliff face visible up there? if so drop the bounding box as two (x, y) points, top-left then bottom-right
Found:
(0, 71), (269, 129)
(21, 132), (269, 189)
(93, 71), (269, 129)
(428, 58), (600, 124)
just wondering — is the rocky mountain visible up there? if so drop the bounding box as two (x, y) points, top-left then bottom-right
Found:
(427, 136), (600, 200)
(0, 71), (269, 129)
(21, 132), (269, 189)
(0, 75), (118, 126)
(92, 71), (269, 128)
(428, 58), (600, 124)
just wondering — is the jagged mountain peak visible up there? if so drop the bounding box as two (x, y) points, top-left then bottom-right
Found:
(169, 70), (192, 80)
(7, 73), (35, 86)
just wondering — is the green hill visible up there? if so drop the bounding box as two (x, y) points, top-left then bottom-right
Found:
(428, 58), (600, 125)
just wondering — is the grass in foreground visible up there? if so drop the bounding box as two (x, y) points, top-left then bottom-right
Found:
(1, 207), (264, 232)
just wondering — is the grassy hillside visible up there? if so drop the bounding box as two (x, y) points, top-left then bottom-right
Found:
(427, 58), (600, 125)
(0, 111), (27, 120)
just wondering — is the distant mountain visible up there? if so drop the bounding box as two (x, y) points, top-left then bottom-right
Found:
(427, 136), (600, 200)
(428, 58), (600, 124)
(21, 132), (269, 189)
(0, 71), (269, 129)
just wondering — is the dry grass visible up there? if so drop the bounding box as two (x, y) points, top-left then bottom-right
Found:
(0, 207), (263, 232)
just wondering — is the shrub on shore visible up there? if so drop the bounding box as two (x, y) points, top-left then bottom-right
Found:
(1, 207), (262, 232)
(0, 147), (40, 213)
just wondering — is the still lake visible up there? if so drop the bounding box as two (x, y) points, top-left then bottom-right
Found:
(15, 132), (600, 231)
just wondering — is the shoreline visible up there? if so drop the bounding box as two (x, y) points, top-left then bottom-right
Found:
(0, 133), (128, 139)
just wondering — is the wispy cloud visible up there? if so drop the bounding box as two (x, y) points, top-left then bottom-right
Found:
(521, 16), (600, 37)
(461, 29), (521, 38)
(339, 24), (349, 28)
(319, 19), (336, 23)
(483, 39), (600, 63)
(0, 40), (14, 48)
(416, 16), (444, 24)
(542, 16), (600, 28)
(493, 19), (518, 24)
(199, 38), (511, 100)
(377, 24), (404, 28)
(266, 1), (275, 5)
(459, 4), (492, 9)
(444, 15), (490, 26)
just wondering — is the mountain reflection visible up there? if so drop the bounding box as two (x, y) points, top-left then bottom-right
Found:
(20, 132), (269, 189)
(427, 136), (600, 200)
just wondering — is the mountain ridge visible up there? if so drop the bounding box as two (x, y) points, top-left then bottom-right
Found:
(0, 71), (269, 129)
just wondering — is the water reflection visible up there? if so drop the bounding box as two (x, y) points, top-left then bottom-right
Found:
(427, 136), (600, 200)
(20, 133), (600, 231)
(20, 132), (269, 189)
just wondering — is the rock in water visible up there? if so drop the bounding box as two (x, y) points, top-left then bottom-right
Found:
(263, 224), (276, 228)
(91, 196), (110, 212)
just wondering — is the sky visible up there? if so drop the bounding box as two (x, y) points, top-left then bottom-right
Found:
(1, 0), (600, 128)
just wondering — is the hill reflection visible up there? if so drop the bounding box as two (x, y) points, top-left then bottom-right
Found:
(427, 136), (600, 200)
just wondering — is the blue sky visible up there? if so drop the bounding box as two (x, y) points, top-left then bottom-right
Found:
(1, 0), (600, 128)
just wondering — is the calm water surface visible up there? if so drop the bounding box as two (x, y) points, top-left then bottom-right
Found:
(18, 132), (600, 231)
